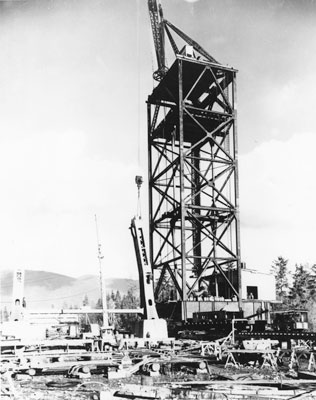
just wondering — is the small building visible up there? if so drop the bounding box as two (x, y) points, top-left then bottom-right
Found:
(241, 269), (276, 301)
(241, 268), (276, 320)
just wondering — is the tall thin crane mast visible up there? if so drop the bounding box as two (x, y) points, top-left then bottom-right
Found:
(95, 215), (109, 328)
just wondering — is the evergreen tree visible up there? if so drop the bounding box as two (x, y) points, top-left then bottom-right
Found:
(94, 288), (140, 331)
(3, 306), (9, 322)
(156, 275), (175, 302)
(114, 290), (122, 308)
(307, 264), (316, 299)
(83, 294), (89, 307)
(95, 298), (102, 309)
(90, 297), (103, 325)
(118, 286), (140, 331)
(121, 286), (139, 309)
(271, 256), (289, 301)
(289, 263), (310, 308)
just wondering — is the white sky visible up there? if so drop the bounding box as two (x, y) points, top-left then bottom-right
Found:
(0, 0), (316, 279)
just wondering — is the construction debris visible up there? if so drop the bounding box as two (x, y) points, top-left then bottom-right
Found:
(2, 332), (316, 400)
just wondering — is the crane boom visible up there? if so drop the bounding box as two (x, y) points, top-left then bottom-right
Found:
(130, 216), (158, 320)
(147, 1), (221, 82)
(130, 177), (168, 340)
(130, 216), (169, 340)
(148, 0), (168, 81)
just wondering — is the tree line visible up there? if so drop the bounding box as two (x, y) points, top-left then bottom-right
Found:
(271, 256), (316, 310)
(82, 286), (140, 332)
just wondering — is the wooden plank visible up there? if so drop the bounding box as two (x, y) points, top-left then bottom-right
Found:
(157, 379), (316, 386)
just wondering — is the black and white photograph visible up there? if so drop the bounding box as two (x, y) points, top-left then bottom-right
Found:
(1, 0), (316, 398)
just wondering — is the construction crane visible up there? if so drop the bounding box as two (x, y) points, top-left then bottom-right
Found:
(130, 176), (168, 339)
(130, 176), (158, 321)
(148, 0), (168, 81)
(147, 0), (219, 82)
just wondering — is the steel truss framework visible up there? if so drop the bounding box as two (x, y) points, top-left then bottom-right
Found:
(147, 20), (241, 320)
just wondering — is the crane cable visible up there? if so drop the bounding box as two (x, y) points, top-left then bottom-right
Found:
(136, 0), (142, 168)
(135, 0), (143, 220)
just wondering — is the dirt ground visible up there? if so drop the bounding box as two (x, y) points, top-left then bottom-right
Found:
(1, 367), (284, 400)
(2, 374), (139, 400)
(1, 356), (313, 399)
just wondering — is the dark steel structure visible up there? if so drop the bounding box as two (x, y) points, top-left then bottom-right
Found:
(147, 5), (241, 321)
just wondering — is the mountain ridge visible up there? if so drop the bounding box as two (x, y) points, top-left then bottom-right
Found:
(0, 269), (139, 310)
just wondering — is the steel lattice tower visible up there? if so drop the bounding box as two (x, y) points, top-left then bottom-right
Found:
(147, 19), (241, 321)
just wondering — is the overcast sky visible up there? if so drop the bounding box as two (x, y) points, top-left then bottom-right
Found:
(0, 0), (315, 280)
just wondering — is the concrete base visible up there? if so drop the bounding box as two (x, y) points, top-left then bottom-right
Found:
(135, 319), (168, 340)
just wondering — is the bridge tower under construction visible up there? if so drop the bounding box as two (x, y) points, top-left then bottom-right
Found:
(146, 18), (241, 321)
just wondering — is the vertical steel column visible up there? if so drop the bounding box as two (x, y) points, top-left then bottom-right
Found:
(178, 59), (187, 320)
(232, 72), (242, 308)
(192, 152), (201, 279)
(147, 102), (154, 269)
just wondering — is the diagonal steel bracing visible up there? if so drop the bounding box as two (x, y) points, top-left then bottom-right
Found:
(147, 33), (241, 320)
